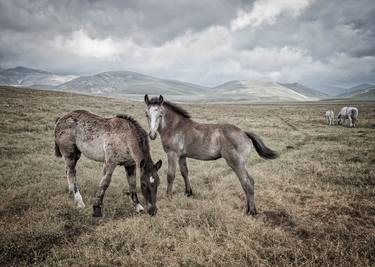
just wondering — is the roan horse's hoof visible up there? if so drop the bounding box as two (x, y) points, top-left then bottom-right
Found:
(93, 205), (103, 218)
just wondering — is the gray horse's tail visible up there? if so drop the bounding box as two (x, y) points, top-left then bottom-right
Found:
(246, 132), (278, 159)
(54, 117), (62, 157)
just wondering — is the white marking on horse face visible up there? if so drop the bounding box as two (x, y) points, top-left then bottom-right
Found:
(150, 176), (155, 184)
(148, 106), (162, 133)
(74, 191), (85, 208)
(136, 203), (144, 213)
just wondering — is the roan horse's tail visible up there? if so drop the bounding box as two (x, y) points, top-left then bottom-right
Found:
(54, 117), (62, 157)
(245, 132), (278, 159)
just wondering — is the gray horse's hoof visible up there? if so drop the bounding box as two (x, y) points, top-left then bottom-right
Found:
(185, 189), (193, 197)
(247, 208), (257, 216)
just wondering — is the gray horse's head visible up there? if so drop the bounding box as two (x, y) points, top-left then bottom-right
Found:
(140, 159), (162, 216)
(144, 94), (164, 140)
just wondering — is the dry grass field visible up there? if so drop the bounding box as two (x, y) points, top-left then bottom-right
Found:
(1, 86), (374, 266)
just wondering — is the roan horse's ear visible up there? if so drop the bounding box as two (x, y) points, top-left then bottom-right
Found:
(144, 94), (149, 105)
(158, 95), (164, 105)
(155, 160), (162, 170)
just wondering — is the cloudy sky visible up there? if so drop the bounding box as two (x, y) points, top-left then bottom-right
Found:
(0, 0), (374, 90)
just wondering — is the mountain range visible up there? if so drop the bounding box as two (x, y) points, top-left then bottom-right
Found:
(0, 66), (373, 102)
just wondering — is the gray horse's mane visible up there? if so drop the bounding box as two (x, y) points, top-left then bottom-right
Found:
(148, 97), (191, 118)
(116, 114), (151, 161)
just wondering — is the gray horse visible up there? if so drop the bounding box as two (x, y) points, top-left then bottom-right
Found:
(144, 95), (278, 215)
(54, 110), (162, 217)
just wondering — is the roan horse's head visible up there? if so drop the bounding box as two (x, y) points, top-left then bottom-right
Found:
(140, 158), (162, 216)
(144, 94), (164, 140)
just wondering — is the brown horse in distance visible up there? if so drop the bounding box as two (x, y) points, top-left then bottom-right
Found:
(54, 110), (162, 217)
(144, 95), (277, 215)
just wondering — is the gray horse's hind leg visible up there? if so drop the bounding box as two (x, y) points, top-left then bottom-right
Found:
(125, 165), (144, 213)
(93, 162), (116, 217)
(61, 146), (85, 208)
(223, 152), (257, 215)
(234, 166), (257, 215)
(179, 157), (193, 196)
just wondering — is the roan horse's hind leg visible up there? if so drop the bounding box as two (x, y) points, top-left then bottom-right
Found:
(125, 165), (144, 213)
(62, 148), (85, 208)
(93, 162), (116, 217)
(179, 157), (193, 196)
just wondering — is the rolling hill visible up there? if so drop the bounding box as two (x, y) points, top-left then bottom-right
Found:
(279, 82), (329, 99)
(336, 83), (375, 99)
(211, 80), (320, 101)
(0, 66), (76, 88)
(55, 71), (209, 96)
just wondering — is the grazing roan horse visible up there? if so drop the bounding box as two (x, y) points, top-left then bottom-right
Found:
(337, 106), (359, 127)
(144, 95), (278, 215)
(325, 110), (334, 125)
(54, 110), (162, 217)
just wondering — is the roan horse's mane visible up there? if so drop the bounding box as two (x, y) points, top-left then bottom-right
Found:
(148, 97), (191, 118)
(116, 114), (151, 160)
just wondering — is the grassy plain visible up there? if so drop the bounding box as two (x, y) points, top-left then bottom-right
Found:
(0, 86), (374, 266)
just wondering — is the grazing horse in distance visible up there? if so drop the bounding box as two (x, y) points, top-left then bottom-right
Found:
(54, 110), (162, 217)
(144, 95), (278, 215)
(337, 107), (359, 128)
(325, 110), (334, 125)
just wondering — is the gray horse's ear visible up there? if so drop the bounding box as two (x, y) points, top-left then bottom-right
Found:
(155, 160), (162, 170)
(159, 95), (164, 105)
(144, 94), (149, 105)
(140, 159), (145, 169)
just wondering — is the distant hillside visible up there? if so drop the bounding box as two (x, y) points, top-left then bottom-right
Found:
(55, 71), (209, 96)
(348, 89), (375, 100)
(2, 65), (373, 103)
(0, 66), (76, 88)
(212, 80), (319, 101)
(279, 82), (329, 99)
(336, 85), (375, 100)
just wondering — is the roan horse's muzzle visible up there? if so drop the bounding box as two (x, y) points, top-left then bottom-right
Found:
(149, 131), (157, 140)
(148, 206), (157, 216)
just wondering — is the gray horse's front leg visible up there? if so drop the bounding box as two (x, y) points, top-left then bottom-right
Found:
(166, 152), (177, 197)
(93, 162), (116, 217)
(125, 165), (144, 213)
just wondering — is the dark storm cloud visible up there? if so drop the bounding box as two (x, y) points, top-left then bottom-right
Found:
(0, 0), (374, 89)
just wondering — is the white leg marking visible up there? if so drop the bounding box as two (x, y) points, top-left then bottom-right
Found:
(74, 191), (85, 208)
(68, 183), (74, 193)
(135, 203), (144, 213)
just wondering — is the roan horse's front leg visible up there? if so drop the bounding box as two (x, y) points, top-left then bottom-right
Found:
(125, 165), (144, 213)
(93, 162), (116, 217)
(166, 152), (177, 197)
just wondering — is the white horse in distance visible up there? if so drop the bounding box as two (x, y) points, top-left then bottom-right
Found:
(337, 107), (358, 127)
(325, 110), (334, 126)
